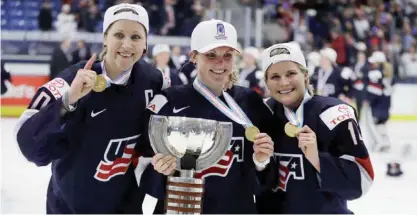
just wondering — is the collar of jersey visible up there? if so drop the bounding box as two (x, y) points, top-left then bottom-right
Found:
(101, 61), (133, 86)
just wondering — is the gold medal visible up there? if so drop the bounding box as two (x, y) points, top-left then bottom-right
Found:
(284, 122), (298, 138)
(245, 126), (260, 142)
(93, 75), (107, 92)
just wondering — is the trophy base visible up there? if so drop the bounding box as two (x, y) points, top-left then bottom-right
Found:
(165, 173), (204, 214)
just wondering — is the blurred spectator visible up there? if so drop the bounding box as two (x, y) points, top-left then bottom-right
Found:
(77, 0), (101, 32)
(72, 40), (92, 64)
(330, 28), (348, 66)
(1, 61), (12, 95)
(168, 45), (186, 70)
(179, 0), (206, 36)
(152, 44), (188, 85)
(306, 51), (320, 76)
(38, 0), (53, 31)
(160, 0), (177, 35)
(147, 0), (166, 35)
(402, 20), (416, 50)
(387, 34), (403, 77)
(400, 44), (417, 78)
(237, 47), (265, 96)
(55, 4), (77, 36)
(50, 39), (72, 80)
(353, 7), (370, 40)
(353, 42), (368, 77)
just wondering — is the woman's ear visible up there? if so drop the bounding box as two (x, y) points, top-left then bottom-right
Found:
(188, 51), (197, 64)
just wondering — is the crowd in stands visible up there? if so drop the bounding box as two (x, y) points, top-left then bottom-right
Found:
(33, 0), (215, 36)
(2, 0), (417, 80)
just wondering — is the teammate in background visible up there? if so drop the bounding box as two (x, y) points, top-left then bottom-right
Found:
(139, 19), (275, 214)
(310, 47), (354, 102)
(306, 51), (320, 77)
(256, 43), (374, 213)
(237, 46), (265, 96)
(14, 4), (170, 213)
(362, 51), (403, 176)
(351, 43), (369, 116)
(152, 44), (188, 85)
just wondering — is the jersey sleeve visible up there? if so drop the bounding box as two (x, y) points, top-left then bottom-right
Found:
(317, 104), (374, 200)
(134, 93), (171, 196)
(15, 63), (83, 166)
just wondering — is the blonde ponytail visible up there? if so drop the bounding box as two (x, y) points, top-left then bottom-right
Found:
(98, 46), (107, 62)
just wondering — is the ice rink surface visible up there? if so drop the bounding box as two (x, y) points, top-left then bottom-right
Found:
(1, 117), (417, 214)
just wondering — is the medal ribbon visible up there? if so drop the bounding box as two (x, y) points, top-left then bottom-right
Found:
(283, 90), (312, 128)
(101, 61), (132, 87)
(193, 79), (253, 128)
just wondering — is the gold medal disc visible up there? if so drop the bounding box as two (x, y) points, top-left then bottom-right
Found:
(245, 126), (260, 142)
(284, 122), (298, 138)
(93, 75), (107, 92)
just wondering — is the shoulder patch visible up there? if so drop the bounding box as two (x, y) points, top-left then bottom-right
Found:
(41, 78), (70, 99)
(319, 104), (356, 130)
(146, 94), (168, 113)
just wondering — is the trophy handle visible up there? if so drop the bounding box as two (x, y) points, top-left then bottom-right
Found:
(149, 115), (172, 157)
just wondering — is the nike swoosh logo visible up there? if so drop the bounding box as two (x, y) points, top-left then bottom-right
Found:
(91, 109), (106, 118)
(173, 106), (190, 113)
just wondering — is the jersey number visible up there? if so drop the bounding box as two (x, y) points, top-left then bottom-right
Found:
(348, 121), (363, 145)
(30, 92), (52, 110)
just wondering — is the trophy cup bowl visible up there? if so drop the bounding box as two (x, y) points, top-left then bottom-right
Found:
(149, 115), (233, 214)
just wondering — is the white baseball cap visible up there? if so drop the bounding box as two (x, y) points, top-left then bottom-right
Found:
(261, 43), (307, 73)
(103, 3), (149, 34)
(319, 47), (337, 63)
(368, 51), (386, 63)
(152, 44), (171, 57)
(191, 19), (240, 53)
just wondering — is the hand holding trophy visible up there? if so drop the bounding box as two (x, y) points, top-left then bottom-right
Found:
(149, 115), (233, 214)
(152, 153), (177, 176)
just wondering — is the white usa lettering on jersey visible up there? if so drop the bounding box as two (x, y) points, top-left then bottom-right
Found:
(94, 134), (140, 182)
(272, 153), (305, 192)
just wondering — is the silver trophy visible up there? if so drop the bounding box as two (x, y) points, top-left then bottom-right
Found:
(149, 115), (233, 214)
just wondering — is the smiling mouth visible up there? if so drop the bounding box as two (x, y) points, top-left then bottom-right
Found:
(210, 69), (227, 75)
(278, 89), (294, 94)
(118, 52), (134, 58)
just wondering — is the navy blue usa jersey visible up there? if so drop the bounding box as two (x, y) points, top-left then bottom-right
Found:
(257, 96), (374, 214)
(311, 66), (354, 98)
(15, 59), (168, 213)
(138, 84), (274, 214)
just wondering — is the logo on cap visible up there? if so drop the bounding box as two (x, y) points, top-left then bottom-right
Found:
(270, 47), (290, 57)
(215, 23), (227, 40)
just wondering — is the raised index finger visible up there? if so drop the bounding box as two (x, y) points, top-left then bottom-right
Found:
(84, 53), (97, 70)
